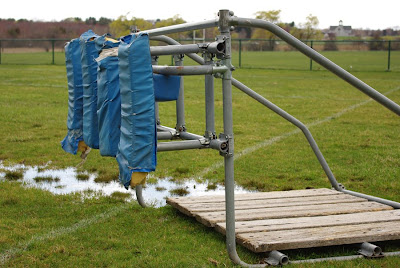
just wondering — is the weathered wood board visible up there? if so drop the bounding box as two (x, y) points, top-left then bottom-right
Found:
(167, 188), (400, 252)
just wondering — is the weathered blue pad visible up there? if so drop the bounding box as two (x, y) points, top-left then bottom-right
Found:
(96, 38), (121, 157)
(153, 74), (181, 102)
(117, 33), (157, 189)
(80, 30), (101, 149)
(61, 38), (84, 154)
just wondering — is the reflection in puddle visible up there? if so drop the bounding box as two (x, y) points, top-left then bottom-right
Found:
(0, 162), (253, 207)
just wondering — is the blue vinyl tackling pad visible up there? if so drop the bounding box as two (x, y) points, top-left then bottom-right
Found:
(61, 31), (181, 189)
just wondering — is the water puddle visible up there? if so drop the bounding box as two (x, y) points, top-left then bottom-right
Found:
(0, 161), (253, 207)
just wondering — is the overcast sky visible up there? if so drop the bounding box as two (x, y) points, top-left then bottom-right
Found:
(2, 0), (399, 30)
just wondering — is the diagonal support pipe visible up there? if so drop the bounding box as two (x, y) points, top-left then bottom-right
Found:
(229, 17), (400, 117)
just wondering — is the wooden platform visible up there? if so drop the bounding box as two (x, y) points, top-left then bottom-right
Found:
(167, 188), (400, 252)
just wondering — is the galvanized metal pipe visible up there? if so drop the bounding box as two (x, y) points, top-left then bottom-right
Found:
(150, 44), (200, 56)
(142, 19), (218, 37)
(230, 17), (400, 117)
(152, 65), (228, 76)
(157, 140), (207, 152)
(157, 131), (174, 140)
(232, 78), (341, 190)
(219, 10), (266, 268)
(135, 185), (147, 207)
(174, 55), (186, 132)
(157, 125), (177, 133)
(179, 131), (205, 140)
(150, 42), (224, 56)
(204, 53), (216, 138)
(291, 251), (400, 264)
(341, 189), (400, 208)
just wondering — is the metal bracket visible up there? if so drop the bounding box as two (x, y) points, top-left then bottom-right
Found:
(173, 54), (184, 63)
(213, 35), (227, 59)
(218, 133), (233, 156)
(359, 242), (384, 258)
(175, 124), (186, 132)
(204, 130), (217, 140)
(265, 250), (289, 266)
(332, 183), (346, 190)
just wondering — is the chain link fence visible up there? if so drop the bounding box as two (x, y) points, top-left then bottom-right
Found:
(1, 38), (399, 72)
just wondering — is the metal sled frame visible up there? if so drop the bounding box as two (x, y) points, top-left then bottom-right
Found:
(134, 10), (400, 266)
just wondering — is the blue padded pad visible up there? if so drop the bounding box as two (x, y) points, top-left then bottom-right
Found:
(61, 38), (84, 154)
(96, 40), (121, 157)
(80, 30), (100, 149)
(153, 74), (180, 102)
(117, 33), (157, 189)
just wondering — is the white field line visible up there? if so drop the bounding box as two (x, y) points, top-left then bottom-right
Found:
(196, 87), (400, 178)
(0, 204), (128, 265)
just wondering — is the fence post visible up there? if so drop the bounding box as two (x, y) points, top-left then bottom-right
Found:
(387, 40), (391, 71)
(0, 40), (2, 65)
(238, 39), (242, 68)
(309, 40), (313, 71)
(51, 40), (55, 65)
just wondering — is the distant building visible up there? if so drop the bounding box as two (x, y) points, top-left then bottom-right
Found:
(329, 20), (353, 37)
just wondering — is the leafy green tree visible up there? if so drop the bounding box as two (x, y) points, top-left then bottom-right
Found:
(85, 17), (97, 25)
(252, 10), (283, 50)
(109, 15), (153, 38)
(98, 17), (113, 25)
(303, 14), (321, 40)
(290, 14), (322, 40)
(155, 15), (187, 40)
(62, 17), (82, 22)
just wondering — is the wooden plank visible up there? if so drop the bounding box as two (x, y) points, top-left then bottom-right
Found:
(215, 210), (400, 234)
(194, 202), (392, 227)
(171, 194), (366, 216)
(237, 220), (400, 252)
(167, 188), (340, 205)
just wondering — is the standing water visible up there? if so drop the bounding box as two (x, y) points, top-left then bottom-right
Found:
(0, 161), (253, 207)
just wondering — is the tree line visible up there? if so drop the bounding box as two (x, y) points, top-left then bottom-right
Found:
(1, 10), (398, 43)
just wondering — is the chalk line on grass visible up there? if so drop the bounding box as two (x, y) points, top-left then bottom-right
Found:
(0, 204), (128, 265)
(196, 87), (400, 178)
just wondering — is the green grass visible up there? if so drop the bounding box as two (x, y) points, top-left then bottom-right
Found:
(0, 58), (399, 266)
(33, 176), (60, 183)
(1, 49), (399, 72)
(4, 171), (23, 181)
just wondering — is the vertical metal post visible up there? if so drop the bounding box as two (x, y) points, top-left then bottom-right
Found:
(219, 9), (240, 265)
(238, 39), (242, 68)
(52, 40), (55, 65)
(174, 54), (186, 132)
(152, 56), (161, 125)
(387, 40), (391, 71)
(309, 40), (313, 71)
(204, 53), (216, 138)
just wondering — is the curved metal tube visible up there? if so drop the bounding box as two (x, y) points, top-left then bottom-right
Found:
(229, 17), (400, 117)
(232, 78), (341, 190)
(135, 185), (147, 208)
(141, 19), (218, 37)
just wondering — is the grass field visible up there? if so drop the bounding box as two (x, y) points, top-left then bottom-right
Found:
(1, 49), (399, 72)
(0, 56), (400, 267)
